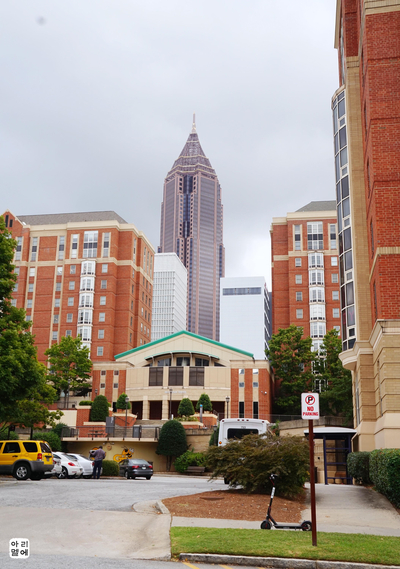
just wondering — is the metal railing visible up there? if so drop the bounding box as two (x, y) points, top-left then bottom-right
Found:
(61, 425), (160, 441)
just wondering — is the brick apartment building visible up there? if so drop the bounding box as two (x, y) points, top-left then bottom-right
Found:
(3, 210), (154, 406)
(332, 1), (400, 450)
(271, 202), (340, 353)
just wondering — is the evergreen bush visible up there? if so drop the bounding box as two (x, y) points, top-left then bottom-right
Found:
(206, 432), (309, 497)
(370, 449), (400, 507)
(52, 422), (69, 439)
(174, 450), (206, 473)
(347, 451), (371, 485)
(178, 398), (195, 418)
(32, 430), (62, 451)
(101, 460), (119, 477)
(79, 400), (93, 406)
(196, 393), (212, 412)
(90, 395), (110, 422)
(156, 419), (188, 471)
(116, 393), (131, 410)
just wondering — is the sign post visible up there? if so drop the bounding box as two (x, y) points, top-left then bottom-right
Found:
(301, 392), (319, 547)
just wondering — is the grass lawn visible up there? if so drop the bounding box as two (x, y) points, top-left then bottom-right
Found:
(171, 527), (400, 566)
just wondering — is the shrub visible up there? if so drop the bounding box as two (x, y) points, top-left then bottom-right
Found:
(174, 450), (207, 473)
(196, 393), (212, 412)
(79, 400), (93, 406)
(178, 398), (195, 418)
(370, 449), (400, 507)
(116, 393), (131, 410)
(0, 427), (19, 440)
(206, 432), (309, 497)
(90, 395), (110, 422)
(101, 460), (119, 477)
(209, 426), (219, 446)
(347, 451), (371, 485)
(32, 431), (62, 451)
(52, 423), (69, 439)
(156, 419), (188, 471)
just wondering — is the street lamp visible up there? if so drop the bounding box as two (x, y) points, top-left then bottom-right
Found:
(169, 389), (173, 419)
(225, 396), (230, 419)
(124, 396), (130, 439)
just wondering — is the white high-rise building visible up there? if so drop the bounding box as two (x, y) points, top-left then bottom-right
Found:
(151, 253), (187, 341)
(220, 276), (271, 360)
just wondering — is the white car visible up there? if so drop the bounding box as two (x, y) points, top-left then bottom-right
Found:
(67, 453), (98, 479)
(53, 452), (83, 479)
(44, 453), (62, 477)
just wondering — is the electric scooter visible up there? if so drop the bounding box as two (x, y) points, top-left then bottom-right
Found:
(260, 474), (312, 531)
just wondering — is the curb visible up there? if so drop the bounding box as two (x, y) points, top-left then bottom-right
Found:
(179, 554), (399, 569)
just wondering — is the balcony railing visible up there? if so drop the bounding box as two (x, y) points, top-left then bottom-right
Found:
(61, 425), (160, 441)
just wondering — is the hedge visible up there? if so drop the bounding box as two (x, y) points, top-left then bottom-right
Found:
(174, 450), (206, 473)
(370, 448), (400, 507)
(347, 451), (371, 485)
(101, 460), (119, 477)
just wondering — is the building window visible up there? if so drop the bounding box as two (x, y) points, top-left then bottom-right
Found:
(296, 292), (302, 301)
(177, 357), (190, 366)
(309, 271), (324, 286)
(332, 290), (339, 301)
(149, 368), (163, 386)
(331, 257), (338, 266)
(310, 322), (326, 338)
(168, 367), (183, 386)
(102, 233), (110, 258)
(296, 309), (303, 319)
(11, 299), (17, 307)
(15, 237), (23, 261)
(308, 253), (324, 268)
(65, 330), (72, 337)
(53, 314), (59, 324)
(253, 401), (259, 419)
(333, 308), (340, 318)
(99, 313), (105, 322)
(78, 310), (92, 325)
(66, 313), (73, 323)
(307, 222), (323, 250)
(195, 358), (209, 367)
(334, 326), (341, 334)
(80, 293), (93, 308)
(330, 224), (337, 249)
(295, 274), (302, 285)
(68, 297), (74, 306)
(29, 283), (35, 293)
(295, 258), (302, 267)
(189, 368), (204, 386)
(102, 264), (108, 273)
(101, 280), (107, 290)
(13, 283), (18, 292)
(70, 265), (76, 274)
(332, 273), (339, 283)
(239, 402), (244, 418)
(114, 370), (119, 376)
(14, 267), (20, 276)
(69, 281), (75, 290)
(58, 236), (65, 260)
(97, 347), (104, 356)
(101, 370), (106, 376)
(57, 266), (63, 275)
(98, 329), (105, 339)
(30, 237), (38, 261)
(310, 304), (325, 320)
(113, 383), (118, 389)
(29, 267), (36, 277)
(27, 299), (32, 308)
(54, 299), (60, 308)
(71, 235), (79, 259)
(52, 331), (58, 341)
(83, 231), (98, 258)
(80, 277), (94, 291)
(100, 296), (106, 306)
(294, 225), (301, 250)
(100, 383), (105, 389)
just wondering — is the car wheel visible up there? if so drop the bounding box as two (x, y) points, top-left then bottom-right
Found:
(146, 476), (152, 480)
(14, 463), (31, 481)
(261, 520), (272, 530)
(58, 466), (68, 479)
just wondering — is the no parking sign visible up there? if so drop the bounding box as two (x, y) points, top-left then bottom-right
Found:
(301, 393), (319, 420)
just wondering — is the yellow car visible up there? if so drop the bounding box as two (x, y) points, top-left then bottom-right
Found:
(0, 440), (54, 481)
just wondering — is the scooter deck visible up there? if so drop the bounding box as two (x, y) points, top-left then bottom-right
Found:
(272, 522), (304, 529)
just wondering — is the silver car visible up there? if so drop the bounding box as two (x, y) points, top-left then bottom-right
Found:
(54, 452), (83, 479)
(67, 453), (98, 478)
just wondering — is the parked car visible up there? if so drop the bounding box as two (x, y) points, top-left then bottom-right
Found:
(53, 452), (83, 479)
(0, 440), (53, 481)
(119, 459), (153, 480)
(44, 453), (62, 478)
(67, 453), (101, 478)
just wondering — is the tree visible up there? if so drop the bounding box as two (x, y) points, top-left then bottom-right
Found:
(45, 336), (92, 403)
(156, 419), (187, 471)
(90, 395), (110, 422)
(313, 329), (353, 423)
(0, 217), (61, 431)
(196, 393), (212, 412)
(116, 393), (131, 410)
(266, 325), (314, 416)
(178, 398), (195, 418)
(32, 430), (62, 452)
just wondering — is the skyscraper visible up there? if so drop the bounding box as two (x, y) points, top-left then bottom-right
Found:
(159, 117), (224, 340)
(332, 1), (400, 450)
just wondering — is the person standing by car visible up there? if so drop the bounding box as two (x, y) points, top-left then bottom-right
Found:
(91, 446), (106, 479)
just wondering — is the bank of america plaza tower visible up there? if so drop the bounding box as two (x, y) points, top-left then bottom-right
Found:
(159, 117), (225, 340)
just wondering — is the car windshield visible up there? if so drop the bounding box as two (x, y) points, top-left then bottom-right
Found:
(130, 460), (148, 465)
(40, 442), (52, 454)
(63, 454), (78, 461)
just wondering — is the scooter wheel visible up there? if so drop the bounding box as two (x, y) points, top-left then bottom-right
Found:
(301, 521), (312, 532)
(260, 520), (272, 530)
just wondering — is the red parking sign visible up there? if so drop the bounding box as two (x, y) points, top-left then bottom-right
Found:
(301, 393), (319, 420)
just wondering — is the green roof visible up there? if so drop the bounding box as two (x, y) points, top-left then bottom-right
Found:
(114, 330), (254, 360)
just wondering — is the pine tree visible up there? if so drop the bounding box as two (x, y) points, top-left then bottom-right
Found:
(196, 393), (212, 412)
(178, 398), (195, 418)
(156, 419), (187, 471)
(90, 395), (110, 422)
(116, 393), (131, 410)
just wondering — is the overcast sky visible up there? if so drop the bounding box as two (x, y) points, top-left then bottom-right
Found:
(0, 1), (339, 290)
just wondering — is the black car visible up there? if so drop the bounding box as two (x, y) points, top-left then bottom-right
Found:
(119, 459), (153, 480)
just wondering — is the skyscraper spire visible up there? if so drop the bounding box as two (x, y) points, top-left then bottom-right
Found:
(192, 113), (196, 133)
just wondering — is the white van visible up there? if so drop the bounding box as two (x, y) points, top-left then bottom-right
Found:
(218, 418), (269, 446)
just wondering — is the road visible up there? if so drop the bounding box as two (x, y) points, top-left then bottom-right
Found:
(0, 475), (225, 567)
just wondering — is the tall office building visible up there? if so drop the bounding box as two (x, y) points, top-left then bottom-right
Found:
(159, 117), (225, 340)
(332, 1), (400, 450)
(220, 276), (271, 359)
(151, 253), (187, 342)
(3, 210), (154, 365)
(270, 202), (341, 353)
